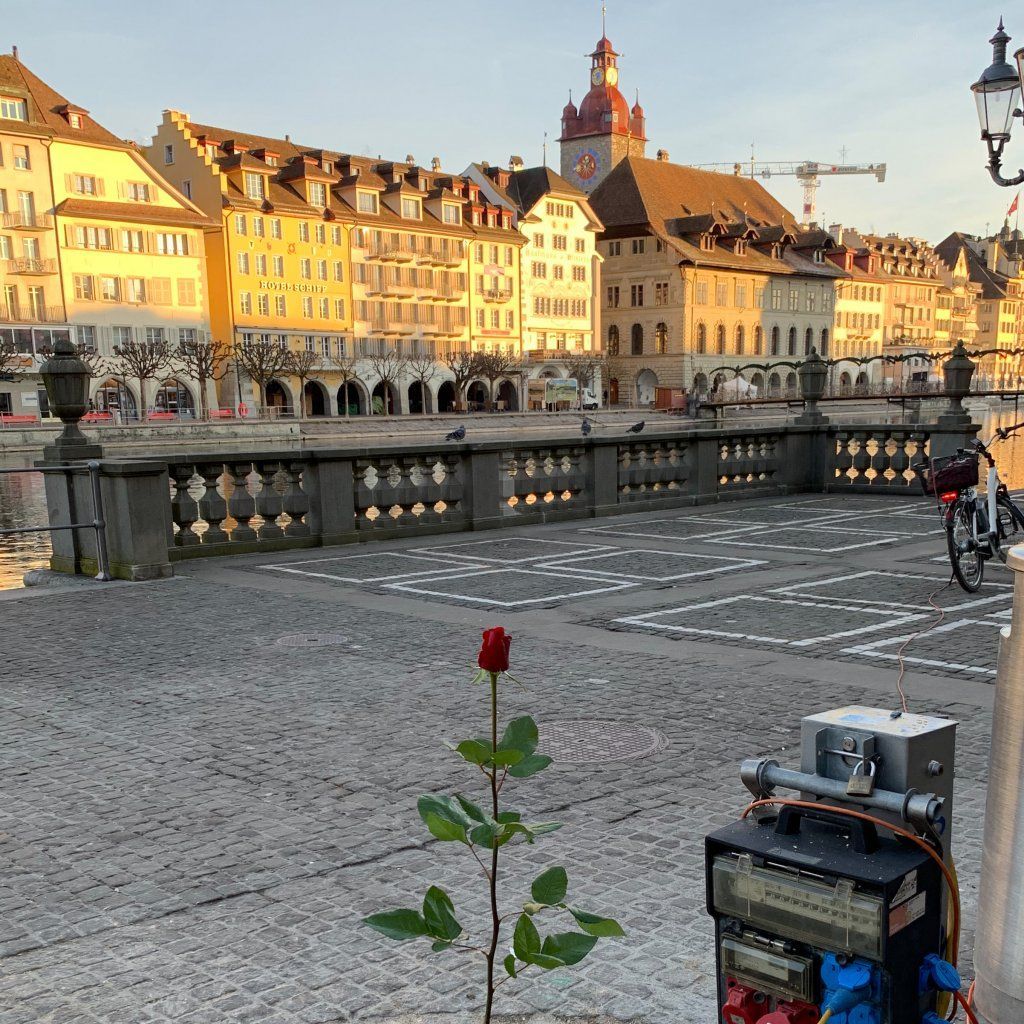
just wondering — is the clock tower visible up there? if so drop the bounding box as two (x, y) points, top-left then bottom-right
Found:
(559, 31), (647, 194)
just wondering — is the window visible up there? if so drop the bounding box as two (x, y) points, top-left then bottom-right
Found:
(73, 274), (94, 300)
(145, 327), (165, 345)
(655, 322), (668, 354)
(604, 285), (619, 308)
(820, 327), (829, 351)
(300, 258), (311, 279)
(696, 322), (707, 352)
(631, 323), (643, 355)
(163, 143), (174, 164)
(13, 145), (29, 170)
(805, 327), (813, 354)
(317, 259), (327, 281)
(442, 203), (461, 225)
(357, 191), (379, 215)
(630, 284), (643, 307)
(632, 238), (645, 255)
(255, 254), (267, 276)
(125, 182), (151, 202)
(302, 297), (313, 318)
(181, 179), (192, 199)
(806, 290), (816, 312)
(331, 226), (341, 244)
(700, 234), (715, 252)
(177, 279), (196, 306)
(0, 97), (28, 121)
(787, 326), (797, 355)
(309, 182), (327, 207)
(553, 265), (564, 280)
(607, 324), (619, 355)
(112, 325), (132, 347)
(735, 324), (745, 353)
(270, 218), (282, 239)
(476, 308), (485, 329)
(572, 266), (587, 282)
(333, 260), (344, 282)
(73, 225), (111, 250)
(400, 197), (421, 220)
(252, 216), (265, 238)
(771, 287), (781, 310)
(716, 281), (727, 305)
(753, 325), (762, 354)
(178, 327), (197, 345)
(267, 294), (283, 316)
(553, 234), (567, 250)
(655, 281), (668, 305)
(735, 284), (747, 307)
(755, 286), (765, 308)
(532, 261), (547, 278)
(335, 298), (345, 319)
(608, 241), (621, 256)
(490, 309), (500, 329)
(234, 214), (246, 235)
(150, 278), (172, 305)
(273, 255), (284, 278)
(313, 224), (325, 244)
(696, 280), (708, 304)
(575, 238), (585, 252)
(126, 278), (146, 303)
(716, 324), (726, 354)
(237, 252), (250, 274)
(299, 222), (310, 243)
(156, 232), (189, 255)
(788, 288), (799, 312)
(240, 292), (252, 314)
(506, 310), (514, 329)
(77, 325), (96, 350)
(244, 172), (266, 201)
(770, 325), (780, 355)
(258, 294), (270, 315)
(533, 233), (544, 247)
(100, 276), (120, 301)
(72, 173), (98, 195)
(0, 236), (9, 259)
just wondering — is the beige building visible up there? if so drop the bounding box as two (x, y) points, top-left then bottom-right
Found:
(466, 161), (603, 389)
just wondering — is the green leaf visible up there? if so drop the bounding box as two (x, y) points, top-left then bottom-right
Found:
(507, 753), (553, 779)
(502, 820), (564, 845)
(431, 939), (452, 952)
(363, 909), (430, 941)
(423, 812), (467, 843)
(501, 716), (538, 757)
(496, 811), (521, 824)
(522, 902), (546, 916)
(503, 953), (517, 978)
(531, 866), (568, 906)
(455, 794), (487, 823)
(540, 932), (599, 966)
(469, 820), (502, 847)
(526, 822), (563, 837)
(453, 739), (493, 765)
(526, 952), (566, 969)
(423, 886), (462, 942)
(513, 912), (541, 960)
(491, 747), (525, 767)
(569, 908), (626, 937)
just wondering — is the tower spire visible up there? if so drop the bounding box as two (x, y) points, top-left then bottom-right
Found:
(602, 2), (606, 37)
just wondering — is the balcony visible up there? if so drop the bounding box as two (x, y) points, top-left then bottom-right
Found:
(382, 280), (416, 298)
(0, 304), (66, 324)
(482, 287), (514, 303)
(2, 212), (53, 231)
(423, 245), (463, 267)
(368, 244), (416, 263)
(7, 258), (57, 275)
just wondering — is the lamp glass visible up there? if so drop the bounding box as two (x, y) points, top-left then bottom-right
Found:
(975, 76), (1020, 137)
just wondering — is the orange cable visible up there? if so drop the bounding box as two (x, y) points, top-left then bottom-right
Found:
(955, 989), (979, 1024)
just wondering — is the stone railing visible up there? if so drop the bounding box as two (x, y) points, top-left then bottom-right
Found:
(39, 419), (977, 580)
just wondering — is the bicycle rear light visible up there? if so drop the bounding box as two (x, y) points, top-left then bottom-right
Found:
(940, 491), (959, 504)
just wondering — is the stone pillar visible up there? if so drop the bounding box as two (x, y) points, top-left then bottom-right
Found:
(587, 439), (619, 518)
(974, 545), (1024, 1024)
(691, 432), (721, 504)
(466, 447), (502, 531)
(305, 455), (357, 546)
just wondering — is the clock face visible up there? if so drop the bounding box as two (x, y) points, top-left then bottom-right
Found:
(591, 67), (604, 86)
(573, 148), (599, 182)
(606, 66), (619, 87)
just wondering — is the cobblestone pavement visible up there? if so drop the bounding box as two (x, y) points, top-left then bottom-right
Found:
(0, 493), (999, 1024)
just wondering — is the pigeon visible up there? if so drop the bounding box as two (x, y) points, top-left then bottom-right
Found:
(626, 420), (645, 434)
(445, 425), (466, 442)
(581, 417), (592, 437)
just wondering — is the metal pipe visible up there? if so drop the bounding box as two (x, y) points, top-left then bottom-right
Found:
(973, 544), (1024, 1024)
(87, 460), (111, 581)
(740, 758), (944, 834)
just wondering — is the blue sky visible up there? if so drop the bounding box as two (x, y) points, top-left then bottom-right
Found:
(11, 0), (1022, 242)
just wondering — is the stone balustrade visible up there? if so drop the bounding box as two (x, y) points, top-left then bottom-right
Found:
(39, 420), (977, 580)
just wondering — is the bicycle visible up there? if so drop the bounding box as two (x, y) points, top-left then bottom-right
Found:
(914, 423), (1024, 593)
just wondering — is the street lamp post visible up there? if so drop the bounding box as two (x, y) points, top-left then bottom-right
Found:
(970, 26), (1024, 1024)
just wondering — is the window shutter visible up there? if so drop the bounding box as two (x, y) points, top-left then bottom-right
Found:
(64, 173), (74, 193)
(96, 178), (105, 197)
(115, 181), (125, 200)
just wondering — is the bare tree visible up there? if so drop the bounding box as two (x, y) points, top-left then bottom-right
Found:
(234, 339), (293, 417)
(563, 351), (606, 403)
(367, 350), (408, 414)
(473, 350), (520, 411)
(442, 349), (477, 410)
(407, 352), (439, 414)
(285, 346), (324, 420)
(176, 337), (230, 420)
(0, 333), (20, 381)
(107, 338), (174, 422)
(330, 353), (363, 419)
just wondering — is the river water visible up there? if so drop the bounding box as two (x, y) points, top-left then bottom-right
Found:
(4, 406), (1024, 590)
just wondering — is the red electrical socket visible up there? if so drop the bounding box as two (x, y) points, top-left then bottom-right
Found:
(755, 1000), (822, 1024)
(722, 978), (768, 1024)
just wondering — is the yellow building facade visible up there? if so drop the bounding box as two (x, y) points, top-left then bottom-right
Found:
(148, 111), (525, 416)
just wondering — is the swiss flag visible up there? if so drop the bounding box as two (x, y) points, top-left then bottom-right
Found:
(1009, 192), (1020, 217)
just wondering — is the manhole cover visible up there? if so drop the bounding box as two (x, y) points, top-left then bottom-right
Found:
(540, 720), (667, 763)
(276, 633), (350, 648)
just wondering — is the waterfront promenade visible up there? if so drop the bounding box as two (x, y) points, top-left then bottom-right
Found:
(0, 493), (998, 1024)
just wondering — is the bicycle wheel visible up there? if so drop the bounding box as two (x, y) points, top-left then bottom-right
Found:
(995, 492), (1024, 563)
(947, 499), (984, 593)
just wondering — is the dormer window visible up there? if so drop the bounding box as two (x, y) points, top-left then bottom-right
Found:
(471, 210), (481, 225)
(813, 249), (824, 264)
(771, 243), (782, 259)
(125, 181), (152, 202)
(700, 234), (714, 251)
(323, 161), (333, 175)
(357, 191), (379, 215)
(205, 143), (218, 161)
(244, 172), (266, 201)
(487, 211), (497, 227)
(68, 113), (82, 129)
(308, 182), (327, 207)
(735, 239), (747, 255)
(401, 197), (421, 220)
(442, 203), (462, 225)
(265, 155), (278, 167)
(0, 96), (28, 121)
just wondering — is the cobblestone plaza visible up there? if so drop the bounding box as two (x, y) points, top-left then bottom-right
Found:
(0, 493), (1001, 1023)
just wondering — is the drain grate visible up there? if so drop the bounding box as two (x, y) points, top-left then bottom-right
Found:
(276, 632), (350, 648)
(540, 720), (667, 763)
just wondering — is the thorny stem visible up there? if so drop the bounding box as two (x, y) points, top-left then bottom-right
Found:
(482, 670), (500, 1024)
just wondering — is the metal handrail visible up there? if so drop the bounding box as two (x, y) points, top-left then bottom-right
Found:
(0, 460), (111, 580)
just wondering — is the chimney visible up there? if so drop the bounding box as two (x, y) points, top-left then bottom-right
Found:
(481, 161), (490, 169)
(405, 153), (415, 164)
(431, 156), (441, 171)
(509, 155), (524, 171)
(989, 238), (1001, 272)
(828, 223), (844, 246)
(11, 44), (18, 60)
(656, 148), (670, 162)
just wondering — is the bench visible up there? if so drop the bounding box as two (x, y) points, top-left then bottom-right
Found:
(0, 414), (40, 427)
(208, 408), (236, 419)
(82, 411), (114, 423)
(146, 411), (176, 421)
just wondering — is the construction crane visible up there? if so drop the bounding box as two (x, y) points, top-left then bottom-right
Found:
(687, 159), (887, 224)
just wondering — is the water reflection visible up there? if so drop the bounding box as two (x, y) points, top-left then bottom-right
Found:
(5, 405), (1024, 589)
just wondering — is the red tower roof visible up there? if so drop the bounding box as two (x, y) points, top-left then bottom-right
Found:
(560, 34), (647, 143)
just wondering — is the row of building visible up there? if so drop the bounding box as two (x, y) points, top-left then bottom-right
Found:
(2, 36), (1022, 421)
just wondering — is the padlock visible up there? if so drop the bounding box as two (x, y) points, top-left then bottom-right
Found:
(846, 758), (876, 798)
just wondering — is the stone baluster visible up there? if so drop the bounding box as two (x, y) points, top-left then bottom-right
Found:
(196, 462), (229, 544)
(228, 463), (257, 542)
(170, 464), (200, 547)
(282, 462), (310, 537)
(254, 461), (284, 541)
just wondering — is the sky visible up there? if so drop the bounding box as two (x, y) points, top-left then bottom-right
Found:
(9, 0), (1022, 243)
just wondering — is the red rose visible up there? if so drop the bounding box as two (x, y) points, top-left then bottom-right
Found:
(478, 627), (511, 673)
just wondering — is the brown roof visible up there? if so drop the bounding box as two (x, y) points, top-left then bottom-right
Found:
(55, 197), (214, 228)
(0, 55), (128, 148)
(935, 233), (1009, 300)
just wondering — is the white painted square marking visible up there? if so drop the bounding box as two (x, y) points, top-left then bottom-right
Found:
(410, 537), (612, 563)
(580, 519), (751, 543)
(534, 548), (767, 582)
(842, 618), (1004, 677)
(258, 551), (488, 584)
(713, 525), (904, 553)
